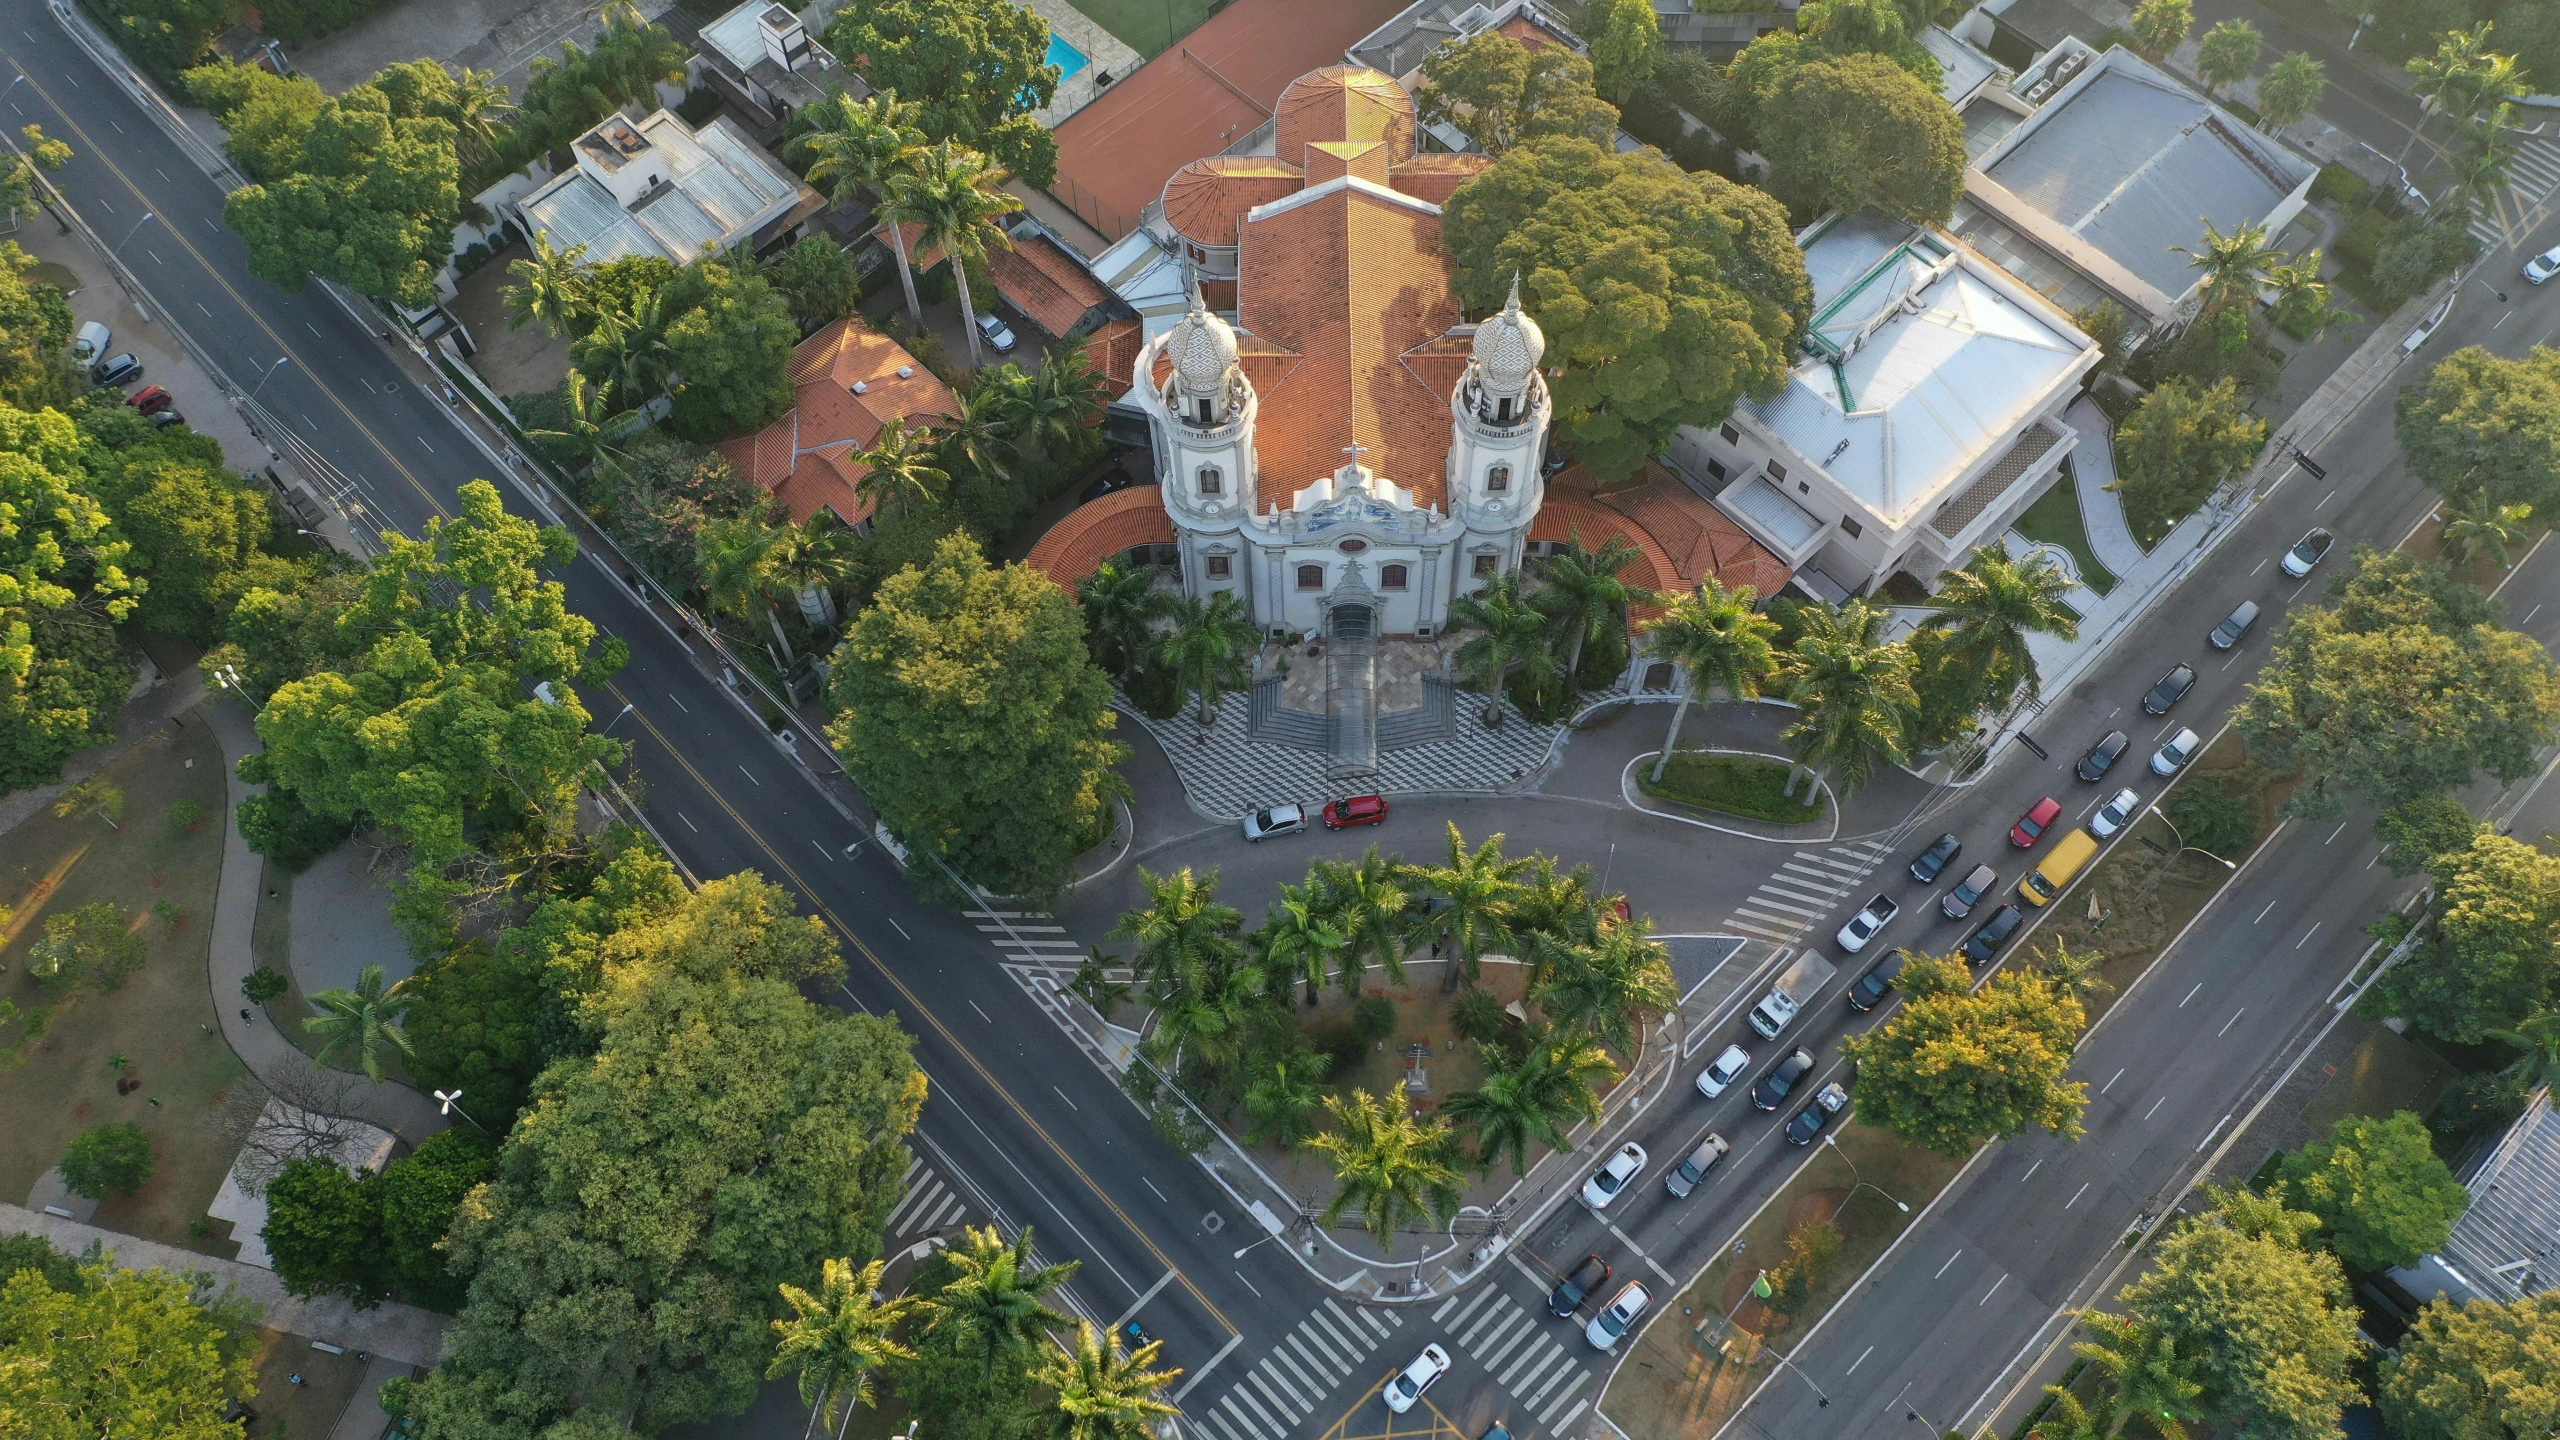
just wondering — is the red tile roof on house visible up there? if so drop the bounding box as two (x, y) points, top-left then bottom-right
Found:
(1047, 0), (1414, 242)
(715, 318), (956, 525)
(1025, 484), (1176, 584)
(986, 233), (1112, 339)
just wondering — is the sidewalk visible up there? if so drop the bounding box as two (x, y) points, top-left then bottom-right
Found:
(0, 659), (200, 840)
(2064, 398), (2146, 577)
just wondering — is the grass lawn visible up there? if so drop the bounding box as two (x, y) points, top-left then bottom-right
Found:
(1639, 752), (1826, 825)
(0, 718), (256, 1254)
(1064, 0), (1223, 56)
(2295, 1024), (2457, 1139)
(241, 1327), (371, 1440)
(2015, 464), (2119, 593)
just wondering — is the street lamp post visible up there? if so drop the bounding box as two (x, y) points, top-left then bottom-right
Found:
(433, 1088), (489, 1135)
(251, 355), (292, 397)
(2130, 807), (2240, 909)
(209, 663), (263, 712)
(114, 211), (157, 256)
(599, 701), (635, 735)
(1824, 1134), (1911, 1222)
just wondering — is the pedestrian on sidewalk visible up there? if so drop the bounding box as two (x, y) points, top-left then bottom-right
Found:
(240, 1008), (252, 1023)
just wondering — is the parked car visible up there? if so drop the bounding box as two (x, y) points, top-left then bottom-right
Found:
(1835, 893), (1898, 952)
(1784, 1082), (1849, 1144)
(1751, 1049), (1816, 1111)
(2531, 243), (2560, 284)
(1580, 1142), (1648, 1209)
(2281, 528), (2336, 578)
(2089, 787), (2141, 838)
(1322, 794), (1389, 829)
(1548, 1253), (1611, 1317)
(91, 352), (141, 387)
(1585, 1280), (1651, 1350)
(2010, 797), (2063, 847)
(1241, 803), (1306, 842)
(128, 384), (172, 415)
(71, 321), (109, 362)
(2208, 601), (2260, 651)
(2141, 664), (2197, 716)
(1664, 1134), (1730, 1198)
(1383, 1345), (1452, 1413)
(1078, 469), (1137, 504)
(2151, 727), (2201, 777)
(974, 310), (1018, 354)
(1908, 833), (1962, 883)
(1847, 950), (1905, 1011)
(149, 409), (186, 430)
(1941, 863), (1999, 919)
(1962, 904), (2025, 964)
(2077, 730), (2129, 782)
(1695, 1043), (1750, 1098)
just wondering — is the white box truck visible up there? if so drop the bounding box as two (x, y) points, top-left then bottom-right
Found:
(1748, 953), (1838, 1039)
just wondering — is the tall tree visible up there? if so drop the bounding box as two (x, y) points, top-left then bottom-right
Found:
(2175, 220), (2284, 309)
(1840, 953), (2088, 1156)
(796, 88), (930, 326)
(2396, 345), (2560, 516)
(769, 1257), (918, 1440)
(304, 962), (416, 1082)
(929, 1225), (1077, 1369)
(1583, 0), (1665, 103)
(1449, 570), (1560, 727)
(1108, 867), (1244, 1001)
(1031, 1321), (1183, 1440)
(2369, 829), (2560, 1041)
(659, 258), (798, 442)
(2108, 377), (2268, 538)
(262, 1158), (390, 1307)
(1534, 918), (1678, 1053)
(827, 534), (1127, 897)
(2256, 52), (2328, 129)
(1154, 589), (1256, 728)
(824, 0), (1060, 186)
(1641, 578), (1779, 783)
(522, 371), (639, 481)
(2408, 24), (2527, 131)
(1256, 880), (1349, 1007)
(887, 142), (1025, 368)
(1242, 1054), (1328, 1148)
(2072, 1311), (2206, 1439)
(2275, 1110), (2469, 1271)
(1411, 823), (1531, 991)
(2440, 489), (2534, 570)
(1075, 561), (1167, 684)
(2195, 19), (2264, 94)
(2444, 107), (2522, 219)
(2379, 1293), (2560, 1440)
(0, 1253), (263, 1440)
(764, 235), (866, 337)
(1413, 31), (1619, 156)
(1760, 53), (1967, 224)
(1446, 1025), (1617, 1174)
(218, 69), (464, 306)
(1779, 598), (1918, 800)
(1920, 549), (2080, 707)
(849, 416), (951, 526)
(0, 404), (141, 791)
(2128, 0), (2195, 59)
(1441, 139), (1810, 479)
(1311, 847), (1412, 992)
(1534, 532), (1656, 687)
(1304, 1089), (1466, 1254)
(504, 232), (593, 336)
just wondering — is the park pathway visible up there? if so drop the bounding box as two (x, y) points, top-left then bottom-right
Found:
(2065, 395), (2148, 575)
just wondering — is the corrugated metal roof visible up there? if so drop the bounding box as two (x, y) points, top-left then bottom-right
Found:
(519, 111), (801, 266)
(2441, 1088), (2560, 1302)
(1923, 26), (1998, 105)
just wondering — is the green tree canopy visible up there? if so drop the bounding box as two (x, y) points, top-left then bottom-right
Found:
(2275, 1110), (2468, 1271)
(0, 241), (80, 411)
(1759, 53), (1966, 223)
(0, 1252), (264, 1440)
(0, 403), (143, 790)
(826, 533), (1127, 898)
(402, 939), (550, 1129)
(58, 1121), (155, 1198)
(2239, 549), (2560, 820)
(2374, 794), (2483, 876)
(1442, 138), (1811, 479)
(2107, 377), (2268, 540)
(1414, 30), (1620, 156)
(374, 1127), (497, 1312)
(2370, 830), (2560, 1042)
(1841, 954), (2088, 1156)
(98, 454), (306, 645)
(263, 1157), (390, 1307)
(2379, 1293), (2560, 1440)
(659, 258), (797, 442)
(2396, 345), (2560, 515)
(826, 0), (1060, 185)
(1583, 0), (1664, 103)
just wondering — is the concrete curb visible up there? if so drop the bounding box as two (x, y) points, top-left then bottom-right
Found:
(1619, 750), (1842, 844)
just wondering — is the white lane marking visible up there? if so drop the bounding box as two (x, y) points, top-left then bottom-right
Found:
(2196, 1112), (2234, 1152)
(1110, 1271), (1177, 1331)
(1172, 1335), (1245, 1401)
(2324, 822), (2346, 844)
(2146, 1095), (2168, 1120)
(2066, 1182), (2090, 1208)
(2179, 983), (2202, 1007)
(2020, 1158), (2041, 1183)
(813, 841), (834, 863)
(666, 691), (688, 712)
(887, 916), (910, 939)
(1233, 1269), (1261, 1297)
(1142, 1176), (1168, 1203)
(2102, 1068), (2124, 1093)
(1934, 1250), (1962, 1279)
(738, 764), (760, 786)
(1050, 1085), (1077, 1111)
(678, 811), (698, 832)
(1847, 1345), (1875, 1375)
(417, 435), (434, 453)
(2218, 1008), (2246, 1037)
(1980, 1275), (2008, 1306)
(2255, 899), (2277, 923)
(2297, 921), (2324, 949)
(969, 1000), (991, 1023)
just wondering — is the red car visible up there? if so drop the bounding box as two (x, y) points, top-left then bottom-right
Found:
(127, 384), (173, 416)
(2010, 796), (2063, 848)
(1322, 794), (1390, 829)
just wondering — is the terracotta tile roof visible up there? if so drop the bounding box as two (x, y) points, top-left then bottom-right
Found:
(987, 234), (1112, 339)
(1274, 65), (1416, 166)
(1496, 12), (1565, 47)
(1550, 463), (1796, 602)
(1387, 153), (1492, 206)
(1083, 317), (1146, 389)
(1025, 485), (1176, 583)
(715, 318), (956, 525)
(1162, 157), (1306, 247)
(1530, 495), (1682, 622)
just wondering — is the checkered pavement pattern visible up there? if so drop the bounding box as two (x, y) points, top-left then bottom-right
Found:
(1118, 690), (1565, 820)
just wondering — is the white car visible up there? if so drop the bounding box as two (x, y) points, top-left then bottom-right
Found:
(2528, 244), (2560, 284)
(1834, 893), (1898, 952)
(1241, 802), (1306, 842)
(1586, 1280), (1651, 1349)
(1581, 1142), (1648, 1209)
(1382, 1343), (1451, 1413)
(2151, 728), (2200, 777)
(974, 309), (1019, 353)
(2089, 787), (2141, 838)
(71, 320), (109, 362)
(1695, 1043), (1750, 1099)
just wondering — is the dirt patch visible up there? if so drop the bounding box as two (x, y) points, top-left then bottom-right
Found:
(0, 718), (253, 1250)
(242, 1326), (371, 1439)
(2296, 1025), (2457, 1138)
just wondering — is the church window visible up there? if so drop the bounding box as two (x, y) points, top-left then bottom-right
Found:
(1195, 398), (1216, 424)
(1472, 554), (1498, 578)
(1297, 564), (1324, 590)
(1338, 538), (1367, 554)
(1381, 564), (1409, 590)
(1487, 464), (1510, 493)
(1206, 555), (1231, 579)
(1198, 466), (1222, 495)
(1495, 397), (1515, 425)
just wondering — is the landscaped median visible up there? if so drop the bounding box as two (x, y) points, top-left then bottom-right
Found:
(1635, 750), (1830, 826)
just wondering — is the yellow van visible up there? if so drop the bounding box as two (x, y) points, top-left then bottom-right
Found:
(2019, 830), (2101, 907)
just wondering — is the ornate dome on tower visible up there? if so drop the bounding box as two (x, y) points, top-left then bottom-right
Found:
(1472, 276), (1545, 397)
(1167, 282), (1239, 396)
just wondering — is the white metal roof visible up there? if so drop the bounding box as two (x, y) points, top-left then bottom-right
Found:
(518, 112), (801, 266)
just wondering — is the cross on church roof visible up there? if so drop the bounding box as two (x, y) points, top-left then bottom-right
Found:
(1341, 441), (1370, 462)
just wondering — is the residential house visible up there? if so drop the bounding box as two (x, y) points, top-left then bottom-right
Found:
(715, 317), (956, 527)
(512, 109), (823, 267)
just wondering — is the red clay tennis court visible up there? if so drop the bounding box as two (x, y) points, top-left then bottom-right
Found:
(1049, 0), (1411, 241)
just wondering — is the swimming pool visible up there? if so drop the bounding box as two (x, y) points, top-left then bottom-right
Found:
(1046, 30), (1090, 82)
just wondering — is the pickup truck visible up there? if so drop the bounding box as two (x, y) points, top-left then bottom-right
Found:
(1748, 952), (1839, 1039)
(1834, 894), (1897, 952)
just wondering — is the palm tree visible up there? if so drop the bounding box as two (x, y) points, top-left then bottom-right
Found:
(2485, 1005), (2560, 1092)
(1508, 856), (1601, 990)
(930, 1225), (1078, 1366)
(938, 381), (1019, 490)
(1779, 598), (1918, 801)
(1411, 823), (1530, 991)
(2025, 1387), (2107, 1440)
(1243, 1055), (1327, 1147)
(769, 1257), (918, 1440)
(304, 963), (415, 1082)
(575, 290), (675, 404)
(1012, 336), (1113, 460)
(1312, 846), (1412, 992)
(1108, 866), (1244, 1001)
(2408, 24), (2526, 133)
(1148, 955), (1265, 1068)
(1033, 1321), (1183, 1440)
(1919, 548), (2080, 707)
(1449, 570), (1559, 728)
(2172, 219), (2281, 311)
(447, 67), (515, 172)
(848, 417), (949, 524)
(886, 141), (1025, 368)
(797, 88), (929, 327)
(503, 232), (592, 336)
(1305, 1089), (1466, 1254)
(767, 513), (856, 627)
(1155, 589), (1257, 728)
(2445, 106), (2521, 218)
(2441, 489), (2534, 570)
(2071, 1311), (2204, 1439)
(522, 370), (638, 480)
(697, 513), (795, 660)
(1535, 918), (1678, 1053)
(1641, 577), (1778, 783)
(2193, 18), (2261, 97)
(1447, 1025), (1617, 1174)
(1076, 561), (1169, 683)
(1534, 532), (1656, 687)
(1257, 880), (1348, 1006)
(2262, 252), (2348, 341)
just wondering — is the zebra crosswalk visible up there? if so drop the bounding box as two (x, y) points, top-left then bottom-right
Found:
(1430, 1288), (1598, 1433)
(1195, 1301), (1403, 1440)
(967, 906), (1086, 967)
(2470, 137), (2560, 250)
(1719, 840), (1892, 944)
(885, 1158), (979, 1243)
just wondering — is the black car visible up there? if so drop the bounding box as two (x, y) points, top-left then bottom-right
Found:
(1784, 1084), (1847, 1145)
(1847, 950), (1906, 1011)
(90, 352), (142, 387)
(1751, 1048), (1816, 1111)
(2141, 664), (2197, 716)
(1078, 469), (1138, 504)
(1549, 1253), (1611, 1316)
(2208, 601), (2260, 650)
(1908, 833), (1962, 883)
(1962, 904), (2025, 965)
(2076, 730), (2129, 782)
